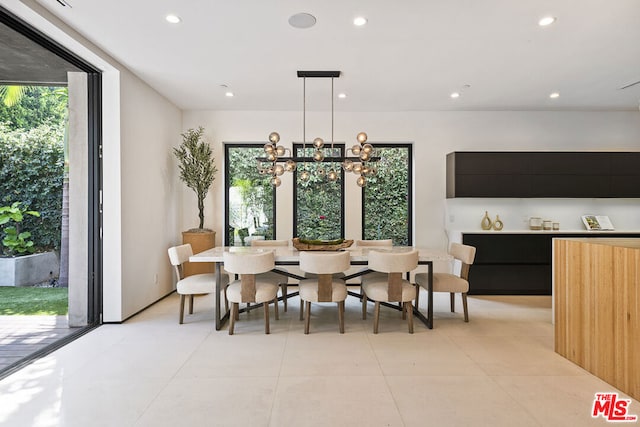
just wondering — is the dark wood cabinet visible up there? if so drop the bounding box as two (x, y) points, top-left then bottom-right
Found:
(447, 151), (640, 198)
(462, 232), (640, 295)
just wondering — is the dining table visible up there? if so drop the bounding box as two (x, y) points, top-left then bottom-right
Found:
(189, 245), (452, 331)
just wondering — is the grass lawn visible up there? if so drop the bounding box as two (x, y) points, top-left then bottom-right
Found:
(0, 287), (68, 315)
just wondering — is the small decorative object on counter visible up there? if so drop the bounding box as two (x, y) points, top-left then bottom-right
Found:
(481, 211), (493, 230)
(543, 220), (552, 230)
(529, 217), (543, 230)
(553, 222), (560, 230)
(492, 215), (504, 231)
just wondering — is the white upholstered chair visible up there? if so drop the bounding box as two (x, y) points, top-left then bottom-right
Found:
(354, 239), (393, 283)
(355, 239), (393, 247)
(168, 243), (230, 324)
(251, 239), (290, 311)
(361, 249), (419, 333)
(224, 250), (279, 334)
(415, 243), (476, 322)
(298, 251), (351, 334)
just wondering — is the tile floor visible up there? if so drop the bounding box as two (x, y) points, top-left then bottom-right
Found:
(0, 290), (637, 427)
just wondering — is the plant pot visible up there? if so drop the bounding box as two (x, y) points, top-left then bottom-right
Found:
(0, 251), (59, 287)
(182, 230), (216, 277)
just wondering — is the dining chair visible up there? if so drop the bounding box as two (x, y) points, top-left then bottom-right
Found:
(355, 239), (393, 247)
(224, 250), (279, 335)
(354, 239), (393, 283)
(251, 239), (291, 311)
(298, 251), (351, 334)
(415, 243), (476, 322)
(361, 249), (419, 333)
(168, 243), (230, 324)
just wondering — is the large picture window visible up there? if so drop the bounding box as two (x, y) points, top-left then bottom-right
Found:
(293, 143), (345, 240)
(225, 144), (275, 246)
(362, 144), (412, 245)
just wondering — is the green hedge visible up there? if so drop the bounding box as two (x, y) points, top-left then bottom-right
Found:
(0, 123), (64, 251)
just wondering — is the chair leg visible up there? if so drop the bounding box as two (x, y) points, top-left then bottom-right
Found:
(274, 297), (279, 320)
(462, 293), (469, 322)
(179, 294), (185, 324)
(224, 285), (229, 313)
(264, 301), (270, 334)
(247, 303), (251, 313)
(189, 295), (194, 314)
(229, 303), (238, 335)
(450, 293), (455, 312)
(362, 290), (367, 320)
(282, 283), (288, 312)
(373, 302), (380, 334)
(299, 300), (304, 321)
(304, 301), (311, 334)
(338, 301), (345, 334)
(402, 301), (407, 320)
(406, 302), (414, 334)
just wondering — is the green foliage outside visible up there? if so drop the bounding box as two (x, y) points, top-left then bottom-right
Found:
(225, 144), (410, 245)
(0, 86), (67, 130)
(0, 202), (41, 256)
(0, 287), (68, 315)
(227, 146), (274, 245)
(296, 146), (343, 239)
(363, 146), (410, 245)
(0, 122), (65, 252)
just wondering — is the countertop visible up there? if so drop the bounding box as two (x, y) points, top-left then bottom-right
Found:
(448, 229), (640, 234)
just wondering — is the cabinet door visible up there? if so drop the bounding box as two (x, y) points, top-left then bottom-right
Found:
(468, 265), (551, 295)
(463, 234), (550, 264)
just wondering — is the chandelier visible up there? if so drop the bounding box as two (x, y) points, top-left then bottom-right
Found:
(257, 71), (379, 187)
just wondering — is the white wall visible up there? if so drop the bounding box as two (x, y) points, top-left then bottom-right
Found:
(118, 69), (182, 320)
(183, 110), (640, 251)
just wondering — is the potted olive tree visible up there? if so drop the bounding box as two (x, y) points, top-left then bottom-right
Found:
(173, 127), (218, 276)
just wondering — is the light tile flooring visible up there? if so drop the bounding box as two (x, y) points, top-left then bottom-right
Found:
(0, 290), (637, 427)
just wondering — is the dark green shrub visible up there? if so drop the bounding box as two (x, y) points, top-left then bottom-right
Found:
(0, 123), (64, 251)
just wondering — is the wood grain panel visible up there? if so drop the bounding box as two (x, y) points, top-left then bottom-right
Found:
(554, 238), (639, 401)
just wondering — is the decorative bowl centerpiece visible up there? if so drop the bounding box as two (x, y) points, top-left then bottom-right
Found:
(292, 237), (353, 251)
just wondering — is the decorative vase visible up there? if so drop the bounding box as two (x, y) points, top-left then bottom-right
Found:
(182, 230), (216, 277)
(481, 211), (493, 230)
(493, 215), (504, 231)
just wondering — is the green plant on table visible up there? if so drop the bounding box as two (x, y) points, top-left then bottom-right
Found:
(0, 201), (41, 256)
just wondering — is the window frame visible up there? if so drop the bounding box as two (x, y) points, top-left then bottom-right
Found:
(361, 143), (413, 245)
(224, 143), (277, 245)
(292, 142), (346, 239)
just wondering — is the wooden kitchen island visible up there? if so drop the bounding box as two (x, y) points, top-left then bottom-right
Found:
(553, 237), (639, 401)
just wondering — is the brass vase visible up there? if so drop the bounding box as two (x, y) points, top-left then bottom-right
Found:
(481, 211), (493, 230)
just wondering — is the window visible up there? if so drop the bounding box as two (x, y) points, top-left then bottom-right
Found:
(293, 143), (345, 240)
(224, 144), (276, 246)
(362, 144), (412, 245)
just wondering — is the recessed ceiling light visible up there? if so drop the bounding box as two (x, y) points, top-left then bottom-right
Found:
(538, 16), (556, 26)
(289, 13), (316, 29)
(338, 93), (347, 99)
(549, 92), (560, 99)
(225, 92), (234, 98)
(165, 14), (181, 24)
(353, 16), (368, 26)
(450, 92), (460, 99)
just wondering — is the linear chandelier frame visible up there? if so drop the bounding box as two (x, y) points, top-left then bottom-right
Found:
(257, 71), (379, 187)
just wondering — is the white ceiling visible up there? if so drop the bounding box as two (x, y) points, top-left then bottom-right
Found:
(35, 0), (640, 112)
